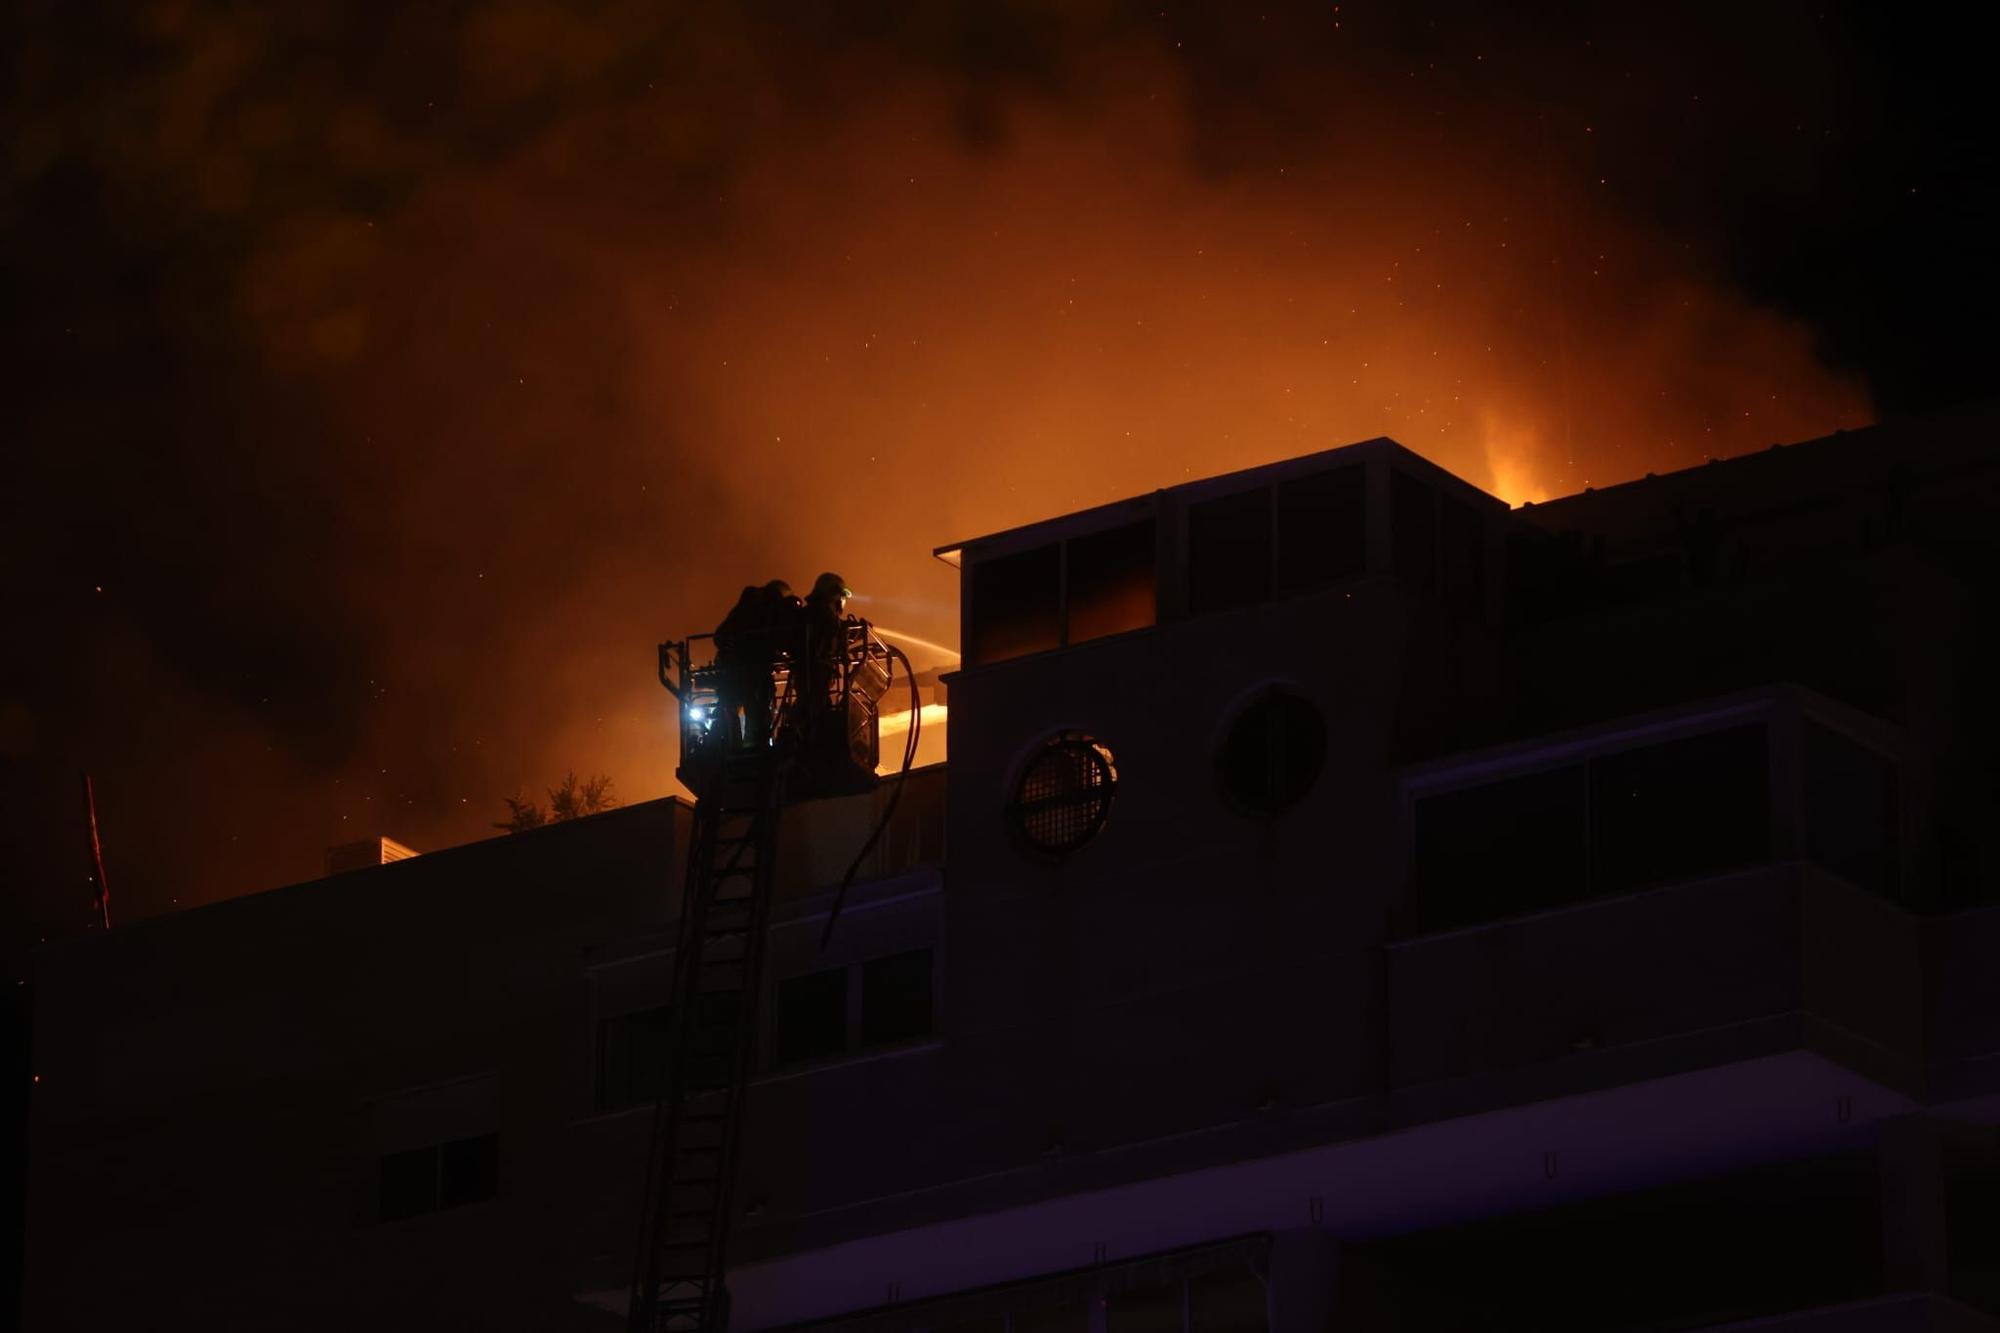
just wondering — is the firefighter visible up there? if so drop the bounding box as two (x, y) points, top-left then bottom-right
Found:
(712, 580), (800, 747)
(799, 573), (852, 739)
(804, 572), (850, 633)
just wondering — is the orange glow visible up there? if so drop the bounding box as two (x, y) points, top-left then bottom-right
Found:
(877, 704), (949, 775)
(878, 703), (948, 738)
(261, 65), (1872, 847)
(1479, 411), (1558, 507)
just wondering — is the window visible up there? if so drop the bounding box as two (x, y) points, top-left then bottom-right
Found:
(1187, 1269), (1267, 1333)
(1412, 724), (1771, 933)
(1805, 722), (1900, 897)
(969, 544), (1060, 665)
(861, 949), (934, 1047)
(1590, 724), (1769, 893)
(1067, 519), (1157, 643)
(378, 1132), (497, 1222)
(1189, 467), (1367, 617)
(1413, 765), (1588, 933)
(1391, 470), (1437, 592)
(774, 948), (937, 1068)
(967, 523), (1159, 664)
(1276, 465), (1366, 593)
(1012, 1306), (1090, 1333)
(379, 1145), (437, 1223)
(1188, 488), (1272, 614)
(438, 1133), (499, 1208)
(597, 1005), (672, 1113)
(775, 967), (848, 1066)
(1107, 1285), (1182, 1333)
(1438, 491), (1484, 613)
(1216, 690), (1327, 814)
(1012, 734), (1118, 856)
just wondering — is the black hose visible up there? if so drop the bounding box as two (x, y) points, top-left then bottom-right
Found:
(820, 639), (922, 949)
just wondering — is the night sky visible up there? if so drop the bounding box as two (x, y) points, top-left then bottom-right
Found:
(3, 2), (1995, 957)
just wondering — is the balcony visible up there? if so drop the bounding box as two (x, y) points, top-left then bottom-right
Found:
(1388, 686), (1926, 1123)
(1386, 861), (1924, 1123)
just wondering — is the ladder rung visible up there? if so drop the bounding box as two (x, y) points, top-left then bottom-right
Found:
(643, 773), (779, 1321)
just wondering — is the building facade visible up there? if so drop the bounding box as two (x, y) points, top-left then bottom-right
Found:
(26, 407), (2000, 1330)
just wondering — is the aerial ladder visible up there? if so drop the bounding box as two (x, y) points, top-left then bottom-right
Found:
(633, 617), (912, 1333)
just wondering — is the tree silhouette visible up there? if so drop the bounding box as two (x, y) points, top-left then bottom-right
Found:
(496, 772), (618, 832)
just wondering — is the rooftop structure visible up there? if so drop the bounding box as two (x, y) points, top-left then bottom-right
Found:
(25, 404), (2000, 1331)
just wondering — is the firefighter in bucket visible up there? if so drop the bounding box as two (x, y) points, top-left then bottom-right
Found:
(710, 579), (802, 749)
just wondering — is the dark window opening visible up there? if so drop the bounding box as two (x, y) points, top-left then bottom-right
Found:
(1187, 1269), (1267, 1333)
(931, 1321), (1007, 1333)
(968, 544), (1060, 665)
(775, 967), (848, 1066)
(1505, 529), (1594, 627)
(1276, 466), (1365, 593)
(378, 1146), (437, 1223)
(1012, 734), (1118, 855)
(1067, 520), (1157, 644)
(1337, 1152), (1880, 1332)
(1392, 470), (1437, 592)
(438, 1132), (499, 1209)
(1413, 765), (1589, 933)
(861, 948), (934, 1047)
(1217, 691), (1327, 814)
(774, 949), (940, 1069)
(1805, 722), (1900, 898)
(377, 1132), (497, 1222)
(1590, 724), (1769, 894)
(1188, 488), (1272, 615)
(1413, 724), (1772, 933)
(1012, 1305), (1090, 1333)
(597, 1004), (672, 1113)
(1438, 492), (1484, 613)
(1603, 551), (1686, 605)
(1107, 1284), (1182, 1333)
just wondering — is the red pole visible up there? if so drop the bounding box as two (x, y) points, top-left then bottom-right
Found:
(81, 773), (111, 930)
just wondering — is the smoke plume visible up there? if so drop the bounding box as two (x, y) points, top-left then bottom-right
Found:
(2, 3), (1874, 932)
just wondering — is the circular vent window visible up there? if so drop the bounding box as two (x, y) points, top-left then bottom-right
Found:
(1011, 734), (1118, 856)
(1217, 690), (1326, 814)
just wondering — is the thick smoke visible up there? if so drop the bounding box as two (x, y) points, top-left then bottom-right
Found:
(3, 4), (1872, 934)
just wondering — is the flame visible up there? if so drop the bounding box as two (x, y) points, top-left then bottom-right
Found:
(82, 57), (1877, 906)
(1480, 411), (1558, 507)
